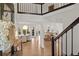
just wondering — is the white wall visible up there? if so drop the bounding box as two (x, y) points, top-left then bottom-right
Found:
(16, 14), (63, 35)
(43, 3), (79, 55)
(43, 4), (79, 29)
(42, 3), (68, 13)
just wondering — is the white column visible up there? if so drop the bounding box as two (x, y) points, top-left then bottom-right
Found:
(14, 3), (17, 26)
(14, 3), (18, 37)
(40, 25), (44, 48)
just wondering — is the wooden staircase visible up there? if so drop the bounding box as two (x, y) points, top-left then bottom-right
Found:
(52, 17), (79, 56)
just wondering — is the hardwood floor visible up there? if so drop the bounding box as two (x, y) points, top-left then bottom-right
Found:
(21, 36), (51, 56)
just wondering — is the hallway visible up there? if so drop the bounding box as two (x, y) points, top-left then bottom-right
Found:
(0, 3), (78, 57)
(21, 36), (51, 56)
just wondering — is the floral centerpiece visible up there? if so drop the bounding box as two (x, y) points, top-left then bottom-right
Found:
(0, 20), (13, 52)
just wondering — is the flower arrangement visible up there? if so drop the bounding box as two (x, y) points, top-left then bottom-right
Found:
(0, 20), (13, 52)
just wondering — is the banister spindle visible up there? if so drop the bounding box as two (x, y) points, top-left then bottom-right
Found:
(61, 36), (63, 56)
(66, 32), (67, 56)
(71, 28), (73, 56)
(41, 4), (42, 14)
(20, 4), (21, 12)
(51, 17), (79, 56)
(58, 38), (59, 56)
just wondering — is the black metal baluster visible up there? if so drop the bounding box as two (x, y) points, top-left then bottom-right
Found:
(71, 28), (73, 56)
(66, 32), (67, 56)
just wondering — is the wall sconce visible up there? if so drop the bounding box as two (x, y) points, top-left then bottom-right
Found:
(23, 25), (28, 30)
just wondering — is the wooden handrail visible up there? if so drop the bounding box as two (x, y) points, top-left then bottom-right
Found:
(52, 17), (79, 56)
(54, 17), (79, 41)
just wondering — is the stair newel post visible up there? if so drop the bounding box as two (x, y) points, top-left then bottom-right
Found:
(52, 36), (55, 56)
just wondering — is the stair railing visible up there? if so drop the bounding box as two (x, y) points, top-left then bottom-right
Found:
(52, 17), (79, 56)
